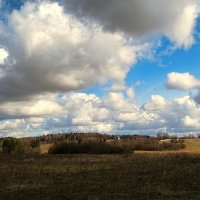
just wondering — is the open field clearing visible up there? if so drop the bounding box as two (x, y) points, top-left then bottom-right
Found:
(0, 153), (200, 200)
(40, 143), (54, 154)
(135, 139), (200, 155)
(180, 139), (200, 154)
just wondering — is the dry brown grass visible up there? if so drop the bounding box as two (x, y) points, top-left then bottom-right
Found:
(40, 143), (54, 154)
(135, 139), (200, 155)
(180, 139), (200, 154)
(0, 153), (200, 200)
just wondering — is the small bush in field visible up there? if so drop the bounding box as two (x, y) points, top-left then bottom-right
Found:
(159, 142), (185, 150)
(48, 142), (125, 154)
(31, 140), (40, 148)
(119, 139), (185, 151)
(2, 138), (41, 154)
(2, 138), (24, 153)
(0, 139), (3, 152)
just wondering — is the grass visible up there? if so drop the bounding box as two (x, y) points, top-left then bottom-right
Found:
(136, 139), (200, 155)
(180, 139), (200, 154)
(0, 153), (200, 200)
(1, 139), (199, 199)
(40, 143), (54, 154)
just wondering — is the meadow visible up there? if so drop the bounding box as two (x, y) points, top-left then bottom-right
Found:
(0, 139), (200, 200)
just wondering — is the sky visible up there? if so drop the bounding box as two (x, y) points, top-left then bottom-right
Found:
(0, 0), (200, 137)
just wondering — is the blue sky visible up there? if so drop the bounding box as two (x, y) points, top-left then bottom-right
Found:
(1, 0), (200, 137)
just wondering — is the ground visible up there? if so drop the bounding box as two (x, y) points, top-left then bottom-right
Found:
(0, 139), (200, 200)
(134, 139), (200, 155)
(40, 143), (53, 154)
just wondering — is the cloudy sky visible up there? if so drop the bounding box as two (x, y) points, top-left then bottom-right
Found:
(0, 0), (200, 137)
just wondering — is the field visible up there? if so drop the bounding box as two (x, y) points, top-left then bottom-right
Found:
(0, 139), (200, 200)
(135, 139), (200, 154)
(40, 143), (54, 154)
(181, 139), (200, 154)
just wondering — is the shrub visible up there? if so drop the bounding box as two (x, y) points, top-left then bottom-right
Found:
(2, 138), (41, 154)
(159, 142), (185, 150)
(48, 142), (125, 154)
(0, 139), (3, 152)
(2, 138), (25, 153)
(31, 140), (40, 148)
(118, 139), (185, 151)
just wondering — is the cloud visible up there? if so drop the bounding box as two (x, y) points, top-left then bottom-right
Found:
(166, 72), (200, 90)
(0, 0), (200, 137)
(0, 117), (46, 137)
(1, 88), (200, 136)
(143, 95), (169, 111)
(143, 95), (200, 133)
(0, 48), (8, 64)
(182, 116), (200, 128)
(65, 0), (199, 48)
(0, 94), (62, 120)
(47, 92), (200, 134)
(0, 1), (141, 101)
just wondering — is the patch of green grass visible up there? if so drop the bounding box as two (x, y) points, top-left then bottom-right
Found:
(0, 153), (200, 200)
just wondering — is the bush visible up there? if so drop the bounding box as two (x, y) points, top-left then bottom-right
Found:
(2, 138), (25, 153)
(48, 142), (126, 154)
(31, 140), (40, 148)
(0, 139), (3, 152)
(2, 138), (41, 154)
(119, 139), (185, 151)
(159, 142), (185, 150)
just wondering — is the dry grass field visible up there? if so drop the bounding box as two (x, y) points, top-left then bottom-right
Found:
(0, 139), (200, 200)
(135, 139), (200, 155)
(180, 139), (200, 154)
(0, 153), (200, 200)
(40, 143), (54, 154)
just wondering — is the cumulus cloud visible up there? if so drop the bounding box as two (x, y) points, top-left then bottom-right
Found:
(46, 93), (200, 134)
(0, 48), (8, 65)
(143, 95), (200, 132)
(65, 0), (199, 48)
(0, 1), (141, 101)
(0, 117), (46, 137)
(0, 119), (27, 137)
(143, 95), (169, 111)
(182, 116), (200, 128)
(0, 94), (62, 120)
(1, 87), (200, 136)
(166, 72), (200, 90)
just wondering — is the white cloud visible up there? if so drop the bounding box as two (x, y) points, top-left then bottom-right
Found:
(0, 94), (62, 119)
(41, 92), (200, 134)
(165, 4), (199, 49)
(0, 1), (140, 101)
(143, 95), (169, 111)
(166, 72), (200, 90)
(1, 89), (200, 136)
(0, 48), (8, 64)
(0, 0), (200, 137)
(0, 119), (28, 137)
(182, 116), (200, 128)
